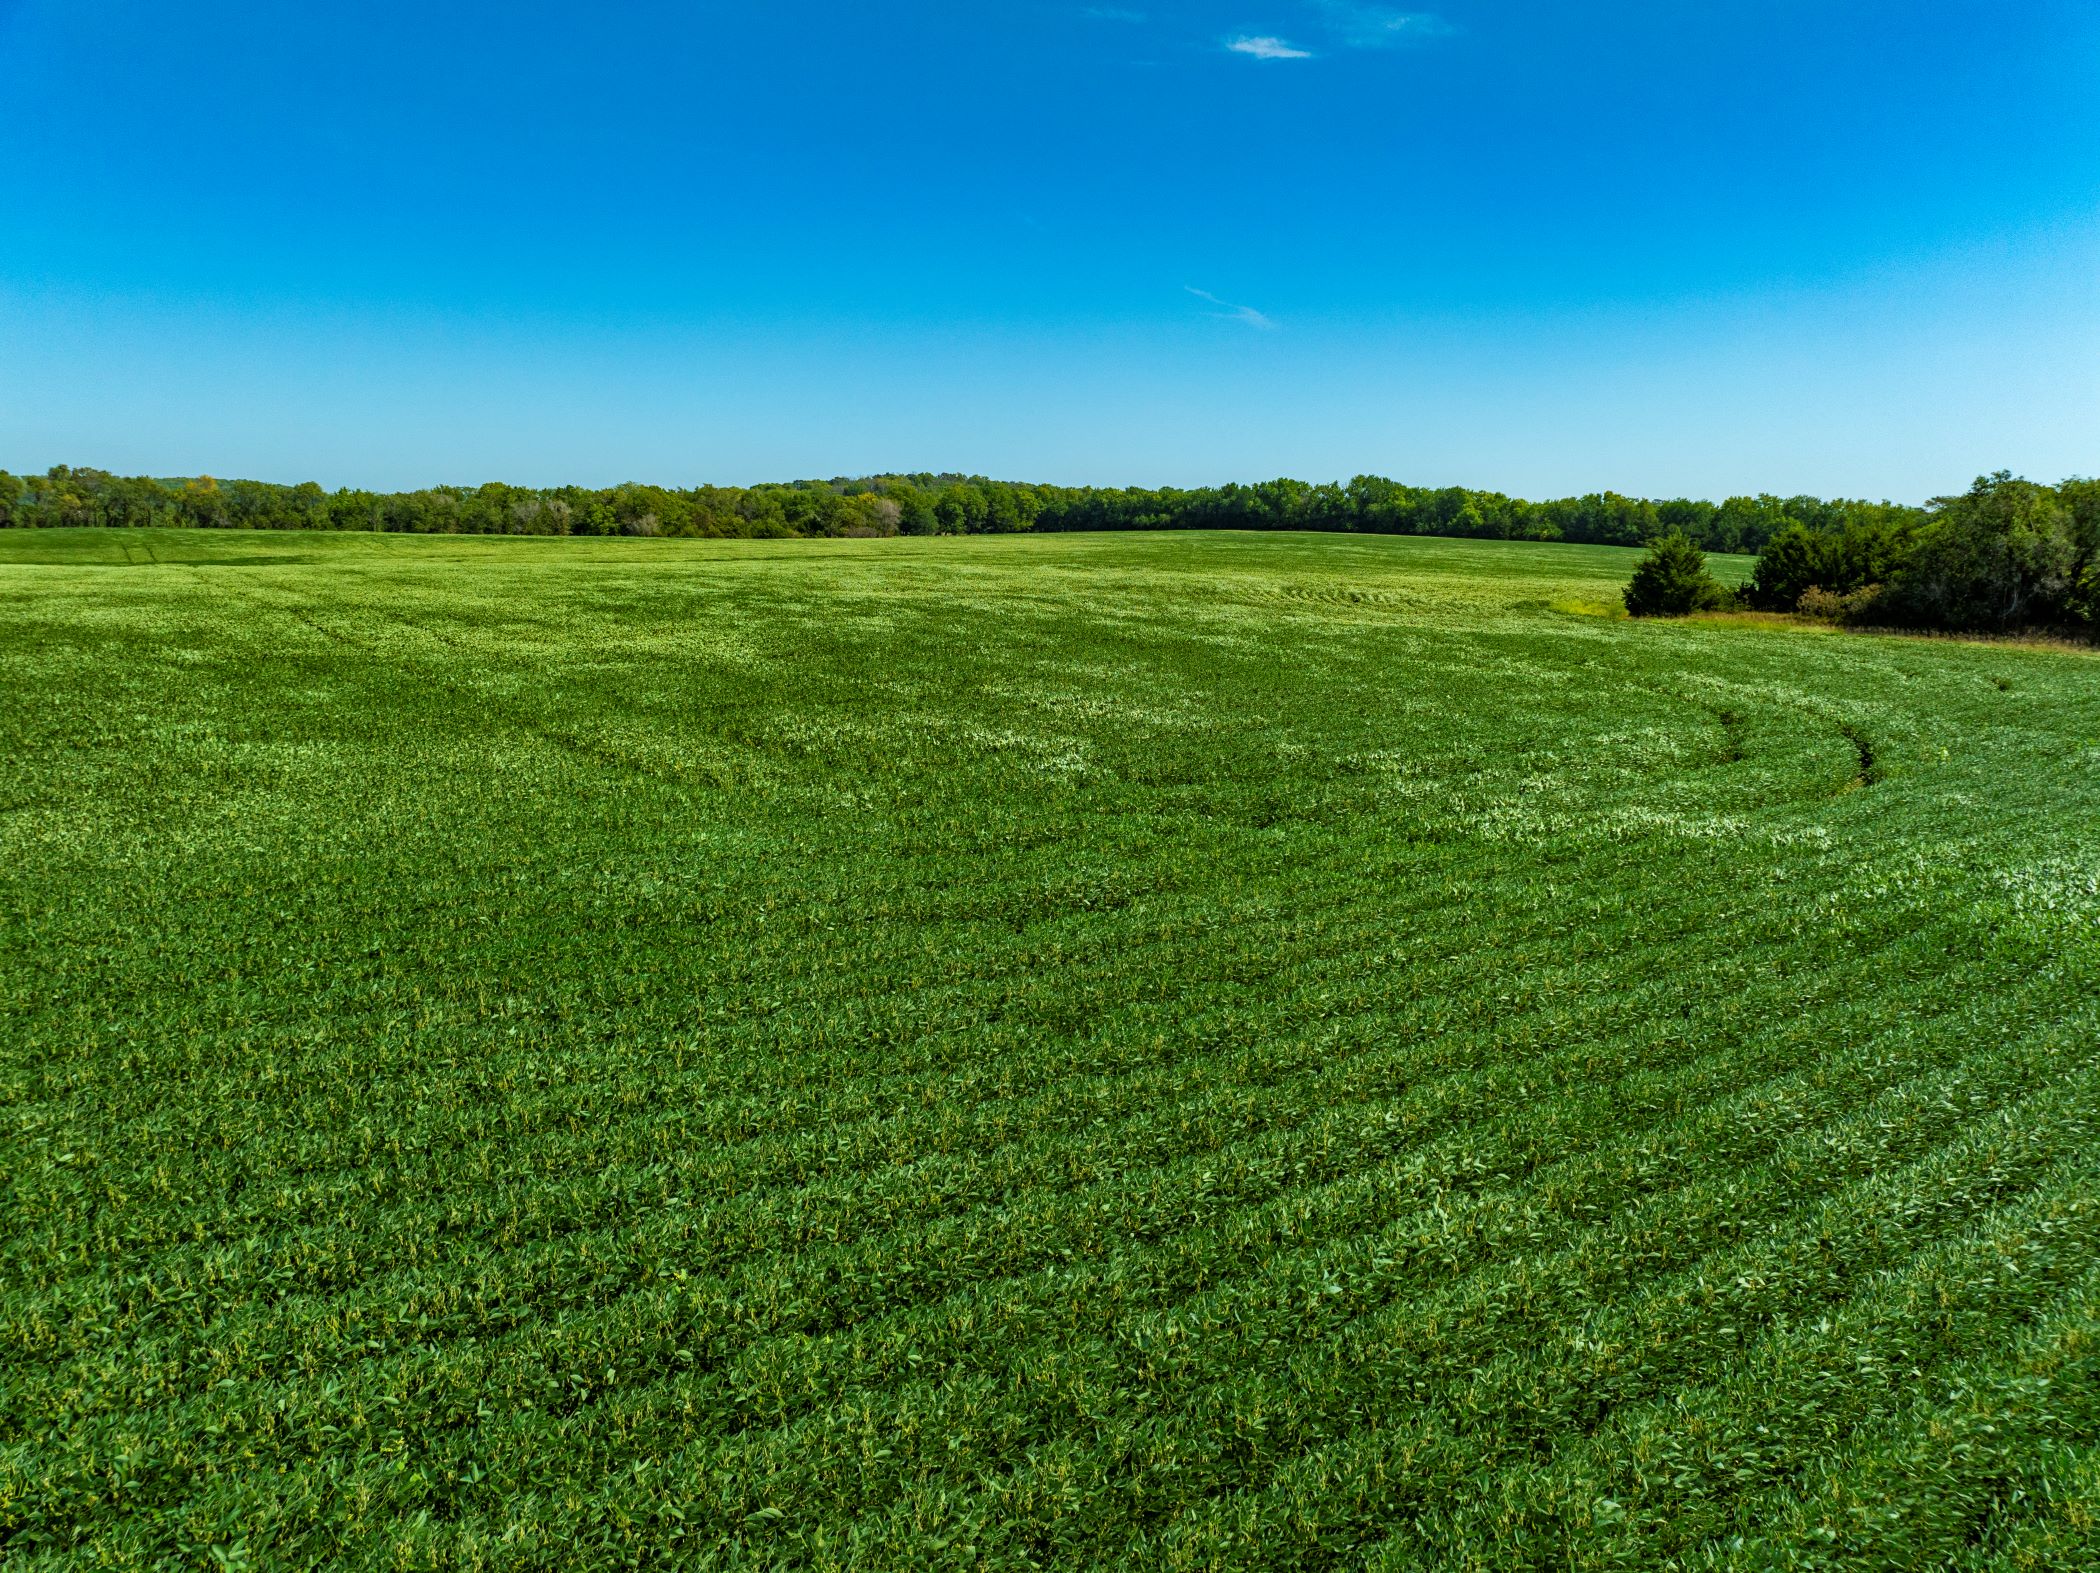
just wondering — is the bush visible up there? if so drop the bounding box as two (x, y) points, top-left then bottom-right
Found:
(1624, 534), (1733, 617)
(1745, 516), (1918, 611)
(1796, 584), (1885, 624)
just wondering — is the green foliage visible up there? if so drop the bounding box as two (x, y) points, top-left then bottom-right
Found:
(1877, 473), (2079, 631)
(3, 527), (2097, 1568)
(0, 463), (1918, 557)
(1745, 510), (1919, 612)
(1742, 473), (2099, 635)
(2052, 477), (2098, 629)
(2073, 561), (2100, 629)
(1747, 522), (1827, 610)
(1795, 582), (1886, 624)
(2063, 476), (2100, 571)
(1623, 532), (1733, 616)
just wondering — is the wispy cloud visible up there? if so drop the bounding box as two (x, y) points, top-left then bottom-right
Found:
(1225, 34), (1313, 59)
(1186, 286), (1277, 329)
(1311, 3), (1455, 48)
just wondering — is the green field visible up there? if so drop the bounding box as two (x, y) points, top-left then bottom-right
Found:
(4, 527), (2097, 1570)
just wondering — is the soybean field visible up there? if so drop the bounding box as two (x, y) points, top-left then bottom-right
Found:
(3, 527), (2097, 1570)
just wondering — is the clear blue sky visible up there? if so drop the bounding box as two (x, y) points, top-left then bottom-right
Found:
(3, 0), (2096, 499)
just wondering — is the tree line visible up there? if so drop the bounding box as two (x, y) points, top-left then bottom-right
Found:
(12, 462), (2086, 634)
(1626, 472), (2097, 635)
(0, 465), (1922, 557)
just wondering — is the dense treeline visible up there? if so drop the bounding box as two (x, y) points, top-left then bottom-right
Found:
(0, 464), (1920, 557)
(16, 462), (2086, 634)
(1626, 472), (2097, 635)
(1747, 471), (2097, 632)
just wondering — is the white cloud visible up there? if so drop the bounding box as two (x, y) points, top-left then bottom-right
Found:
(1312, 4), (1455, 48)
(1186, 286), (1277, 329)
(1225, 34), (1313, 59)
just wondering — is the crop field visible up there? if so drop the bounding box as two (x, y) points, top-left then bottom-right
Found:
(3, 526), (2098, 1570)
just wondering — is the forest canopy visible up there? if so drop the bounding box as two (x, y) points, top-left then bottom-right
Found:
(0, 464), (1922, 558)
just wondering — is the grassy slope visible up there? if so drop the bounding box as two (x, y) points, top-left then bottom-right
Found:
(2, 528), (2096, 1570)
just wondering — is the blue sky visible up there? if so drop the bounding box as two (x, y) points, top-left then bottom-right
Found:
(2, 0), (2096, 498)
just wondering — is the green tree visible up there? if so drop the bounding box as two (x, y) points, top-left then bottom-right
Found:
(1551, 492), (1659, 547)
(1624, 533), (1732, 617)
(1884, 473), (2078, 630)
(2060, 478), (2099, 630)
(1711, 495), (1799, 556)
(933, 483), (986, 534)
(887, 482), (937, 536)
(1656, 498), (1719, 544)
(1745, 523), (1832, 610)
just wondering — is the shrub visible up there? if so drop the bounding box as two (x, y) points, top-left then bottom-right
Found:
(1746, 516), (1918, 611)
(1624, 534), (1733, 617)
(1797, 584), (1885, 624)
